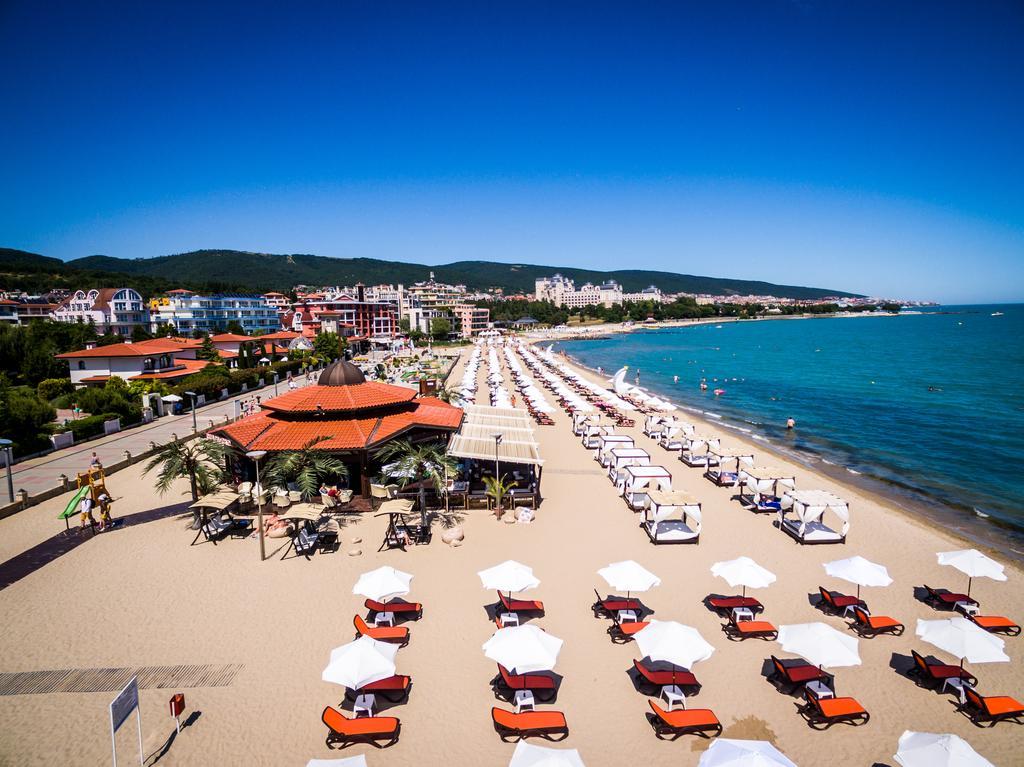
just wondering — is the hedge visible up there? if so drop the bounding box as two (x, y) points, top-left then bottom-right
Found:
(37, 377), (75, 402)
(57, 412), (121, 441)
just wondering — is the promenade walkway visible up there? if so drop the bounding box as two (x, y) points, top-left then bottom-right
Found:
(6, 375), (317, 499)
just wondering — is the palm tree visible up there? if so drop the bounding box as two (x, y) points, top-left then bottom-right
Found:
(263, 436), (349, 500)
(483, 474), (517, 518)
(143, 438), (235, 527)
(434, 385), (463, 405)
(375, 438), (457, 527)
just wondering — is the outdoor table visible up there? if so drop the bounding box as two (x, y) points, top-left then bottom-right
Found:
(732, 607), (754, 623)
(660, 685), (686, 711)
(353, 693), (376, 717)
(374, 611), (395, 627)
(942, 677), (974, 705)
(955, 601), (980, 616)
(805, 680), (835, 700)
(514, 689), (536, 713)
(499, 612), (520, 627)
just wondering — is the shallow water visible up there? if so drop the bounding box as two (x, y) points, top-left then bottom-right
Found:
(557, 305), (1024, 554)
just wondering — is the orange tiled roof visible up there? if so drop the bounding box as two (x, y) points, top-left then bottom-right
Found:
(212, 397), (463, 452)
(210, 333), (252, 343)
(261, 382), (417, 414)
(56, 337), (201, 359)
(258, 330), (300, 341)
(79, 375), (111, 383)
(128, 358), (211, 380)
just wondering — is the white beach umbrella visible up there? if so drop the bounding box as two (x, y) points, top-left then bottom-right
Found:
(823, 556), (893, 599)
(777, 623), (861, 669)
(478, 560), (541, 594)
(352, 566), (414, 603)
(894, 730), (994, 767)
(698, 738), (798, 767)
(711, 557), (777, 597)
(508, 741), (586, 767)
(634, 620), (715, 672)
(321, 636), (398, 689)
(915, 618), (1009, 666)
(483, 624), (564, 674)
(161, 394), (183, 403)
(598, 560), (661, 598)
(307, 757), (368, 767)
(936, 549), (1007, 597)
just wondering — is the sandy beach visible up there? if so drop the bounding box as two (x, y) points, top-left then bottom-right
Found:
(0, 341), (1021, 767)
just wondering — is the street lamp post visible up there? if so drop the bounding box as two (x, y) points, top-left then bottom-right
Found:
(246, 450), (268, 561)
(0, 438), (13, 503)
(184, 391), (198, 432)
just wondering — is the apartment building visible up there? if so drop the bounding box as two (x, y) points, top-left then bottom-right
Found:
(52, 288), (149, 336)
(149, 290), (279, 334)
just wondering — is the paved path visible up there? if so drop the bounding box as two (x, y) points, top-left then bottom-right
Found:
(7, 376), (318, 498)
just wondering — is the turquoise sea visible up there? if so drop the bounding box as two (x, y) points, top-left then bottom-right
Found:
(557, 305), (1024, 558)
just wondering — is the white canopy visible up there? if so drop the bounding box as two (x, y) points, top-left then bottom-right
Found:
(894, 731), (994, 767)
(478, 560), (540, 593)
(936, 549), (1007, 595)
(634, 621), (715, 671)
(780, 489), (850, 539)
(915, 618), (1009, 665)
(598, 560), (661, 593)
(321, 637), (398, 690)
(711, 557), (777, 591)
(352, 566), (413, 603)
(483, 624), (563, 674)
(509, 741), (586, 767)
(698, 739), (798, 767)
(823, 556), (892, 598)
(777, 622), (861, 669)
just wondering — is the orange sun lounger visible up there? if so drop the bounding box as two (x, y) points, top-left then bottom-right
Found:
(633, 659), (700, 692)
(348, 674), (412, 703)
(647, 700), (722, 739)
(365, 598), (423, 620)
(723, 613), (778, 641)
(592, 589), (642, 618)
(607, 613), (649, 643)
(909, 650), (978, 688)
(924, 584), (977, 610)
(706, 595), (763, 615)
(769, 655), (831, 693)
(850, 606), (905, 637)
(962, 688), (1024, 727)
(966, 613), (1021, 636)
(322, 706), (400, 748)
(799, 688), (870, 729)
(494, 664), (557, 700)
(354, 614), (410, 646)
(491, 707), (568, 742)
(818, 587), (867, 615)
(498, 591), (545, 614)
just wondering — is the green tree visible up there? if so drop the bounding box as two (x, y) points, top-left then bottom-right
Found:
(0, 373), (57, 455)
(430, 317), (451, 339)
(226, 320), (246, 335)
(196, 335), (221, 362)
(313, 331), (341, 362)
(374, 438), (457, 527)
(483, 474), (517, 517)
(398, 317), (411, 333)
(263, 436), (349, 500)
(142, 438), (235, 524)
(131, 325), (152, 343)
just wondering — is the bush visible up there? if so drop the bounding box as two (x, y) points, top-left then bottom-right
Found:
(72, 384), (141, 424)
(58, 412), (121, 441)
(37, 378), (75, 402)
(0, 378), (57, 456)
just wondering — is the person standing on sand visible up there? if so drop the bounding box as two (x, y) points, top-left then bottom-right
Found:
(97, 492), (113, 531)
(79, 494), (95, 531)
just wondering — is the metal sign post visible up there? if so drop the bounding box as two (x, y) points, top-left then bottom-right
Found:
(109, 676), (144, 766)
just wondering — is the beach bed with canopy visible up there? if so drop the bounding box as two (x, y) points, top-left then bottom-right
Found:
(571, 411), (599, 436)
(643, 490), (701, 544)
(580, 422), (615, 450)
(596, 434), (635, 466)
(679, 435), (721, 467)
(606, 447), (651, 485)
(779, 489), (850, 544)
(619, 465), (672, 510)
(739, 466), (797, 512)
(657, 420), (695, 451)
(642, 414), (669, 439)
(704, 448), (755, 487)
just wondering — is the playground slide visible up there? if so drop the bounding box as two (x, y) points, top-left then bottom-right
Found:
(59, 486), (90, 520)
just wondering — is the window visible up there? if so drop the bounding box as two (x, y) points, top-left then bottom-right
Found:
(78, 361), (86, 370)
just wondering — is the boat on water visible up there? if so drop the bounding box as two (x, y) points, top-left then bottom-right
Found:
(992, 311), (1004, 316)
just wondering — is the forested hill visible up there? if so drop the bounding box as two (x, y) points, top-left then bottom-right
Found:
(1, 248), (861, 299)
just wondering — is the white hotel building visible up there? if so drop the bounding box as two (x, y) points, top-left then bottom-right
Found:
(535, 274), (663, 308)
(149, 290), (280, 334)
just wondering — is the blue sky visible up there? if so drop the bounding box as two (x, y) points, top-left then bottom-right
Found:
(1, 1), (1022, 302)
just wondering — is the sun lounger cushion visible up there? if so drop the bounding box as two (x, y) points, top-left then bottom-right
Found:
(644, 520), (698, 542)
(782, 518), (843, 542)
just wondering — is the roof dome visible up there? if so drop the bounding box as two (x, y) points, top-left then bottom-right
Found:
(318, 360), (366, 386)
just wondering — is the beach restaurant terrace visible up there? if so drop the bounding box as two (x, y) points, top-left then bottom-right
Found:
(448, 405), (544, 506)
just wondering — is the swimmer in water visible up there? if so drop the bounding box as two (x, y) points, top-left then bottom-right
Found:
(673, 375), (679, 383)
(786, 417), (796, 430)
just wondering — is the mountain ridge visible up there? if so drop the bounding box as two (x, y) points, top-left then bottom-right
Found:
(2, 248), (863, 299)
